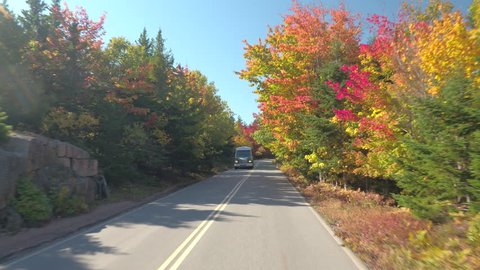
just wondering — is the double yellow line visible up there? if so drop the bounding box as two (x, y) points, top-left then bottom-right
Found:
(158, 171), (252, 270)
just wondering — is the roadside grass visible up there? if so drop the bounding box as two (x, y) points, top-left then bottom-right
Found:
(100, 173), (211, 204)
(105, 181), (171, 203)
(99, 165), (228, 204)
(281, 164), (480, 270)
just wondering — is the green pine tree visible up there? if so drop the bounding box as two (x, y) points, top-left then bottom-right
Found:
(137, 27), (153, 57)
(394, 75), (480, 222)
(470, 131), (480, 212)
(19, 0), (48, 41)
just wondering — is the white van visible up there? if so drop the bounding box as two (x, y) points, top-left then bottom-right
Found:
(234, 146), (254, 169)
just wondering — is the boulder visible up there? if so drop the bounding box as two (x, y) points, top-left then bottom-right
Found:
(71, 159), (98, 177)
(1, 133), (31, 155)
(64, 144), (90, 159)
(31, 165), (75, 194)
(30, 166), (98, 204)
(74, 177), (97, 203)
(4, 207), (23, 233)
(56, 157), (71, 168)
(55, 141), (67, 157)
(0, 150), (26, 209)
(2, 133), (57, 172)
(0, 206), (23, 234)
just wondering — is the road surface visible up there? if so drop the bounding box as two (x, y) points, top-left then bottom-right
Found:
(1, 160), (365, 270)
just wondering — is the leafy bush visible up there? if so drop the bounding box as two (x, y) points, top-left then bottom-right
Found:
(14, 177), (52, 226)
(0, 110), (11, 142)
(50, 186), (89, 217)
(391, 230), (476, 270)
(280, 164), (308, 187)
(41, 107), (99, 147)
(313, 193), (429, 268)
(304, 182), (391, 207)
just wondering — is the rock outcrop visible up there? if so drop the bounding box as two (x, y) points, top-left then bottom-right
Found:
(0, 133), (102, 210)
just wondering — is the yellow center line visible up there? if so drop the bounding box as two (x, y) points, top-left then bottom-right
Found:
(157, 170), (252, 270)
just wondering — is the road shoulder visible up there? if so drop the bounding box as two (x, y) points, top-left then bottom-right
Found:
(0, 180), (198, 262)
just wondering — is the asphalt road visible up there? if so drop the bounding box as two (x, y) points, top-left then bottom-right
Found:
(1, 160), (365, 270)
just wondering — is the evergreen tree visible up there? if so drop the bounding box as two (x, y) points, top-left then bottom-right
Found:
(470, 131), (480, 212)
(48, 0), (61, 31)
(1, 0), (11, 12)
(19, 0), (48, 41)
(152, 29), (173, 88)
(394, 75), (480, 222)
(0, 5), (44, 128)
(137, 27), (153, 57)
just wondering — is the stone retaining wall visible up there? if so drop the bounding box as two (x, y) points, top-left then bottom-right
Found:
(0, 133), (100, 210)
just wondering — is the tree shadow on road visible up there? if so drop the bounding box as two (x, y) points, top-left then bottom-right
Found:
(2, 234), (124, 270)
(1, 160), (307, 269)
(97, 160), (305, 230)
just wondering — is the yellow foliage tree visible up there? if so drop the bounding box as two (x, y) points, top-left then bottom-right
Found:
(416, 11), (480, 94)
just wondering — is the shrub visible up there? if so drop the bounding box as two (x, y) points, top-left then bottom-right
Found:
(316, 199), (429, 268)
(41, 107), (99, 144)
(280, 164), (310, 188)
(0, 110), (11, 142)
(305, 182), (391, 207)
(50, 186), (89, 217)
(14, 177), (52, 226)
(468, 213), (480, 247)
(391, 231), (474, 270)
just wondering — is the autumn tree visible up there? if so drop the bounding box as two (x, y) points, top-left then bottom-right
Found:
(163, 68), (233, 171)
(240, 2), (361, 181)
(35, 3), (105, 152)
(233, 118), (252, 147)
(389, 1), (480, 219)
(323, 0), (480, 218)
(233, 116), (268, 157)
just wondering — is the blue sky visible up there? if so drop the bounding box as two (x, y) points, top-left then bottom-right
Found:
(7, 0), (471, 124)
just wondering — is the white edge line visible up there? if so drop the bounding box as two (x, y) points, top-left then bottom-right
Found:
(285, 179), (369, 270)
(306, 206), (368, 270)
(1, 169), (237, 267)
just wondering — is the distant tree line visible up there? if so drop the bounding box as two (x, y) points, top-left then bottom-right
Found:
(232, 116), (272, 158)
(0, 0), (238, 184)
